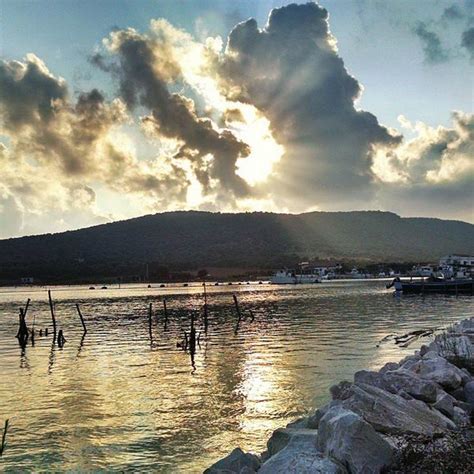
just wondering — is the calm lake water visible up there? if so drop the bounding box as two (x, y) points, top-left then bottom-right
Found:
(0, 280), (473, 472)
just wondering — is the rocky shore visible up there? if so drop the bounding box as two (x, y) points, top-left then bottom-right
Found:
(205, 317), (474, 473)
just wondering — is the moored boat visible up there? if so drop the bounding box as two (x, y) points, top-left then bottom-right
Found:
(387, 277), (474, 294)
(271, 268), (321, 284)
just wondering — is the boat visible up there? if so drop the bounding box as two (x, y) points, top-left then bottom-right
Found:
(271, 267), (321, 284)
(387, 277), (474, 294)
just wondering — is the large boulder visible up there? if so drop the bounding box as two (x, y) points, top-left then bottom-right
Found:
(355, 368), (438, 403)
(432, 391), (455, 418)
(464, 380), (474, 407)
(265, 428), (318, 459)
(204, 448), (261, 474)
(408, 355), (465, 390)
(317, 406), (393, 473)
(307, 400), (342, 429)
(259, 434), (344, 474)
(340, 383), (456, 435)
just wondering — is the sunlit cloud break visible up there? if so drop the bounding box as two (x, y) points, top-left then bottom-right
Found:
(0, 2), (472, 238)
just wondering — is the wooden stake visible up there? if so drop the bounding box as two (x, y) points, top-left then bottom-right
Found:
(233, 294), (242, 320)
(163, 299), (168, 323)
(48, 290), (57, 342)
(148, 302), (153, 341)
(0, 419), (9, 457)
(23, 298), (31, 318)
(75, 304), (87, 334)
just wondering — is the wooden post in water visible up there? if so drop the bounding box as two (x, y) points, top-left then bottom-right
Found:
(163, 299), (169, 324)
(24, 298), (31, 318)
(233, 294), (242, 320)
(75, 304), (87, 334)
(148, 302), (153, 342)
(0, 419), (9, 457)
(203, 279), (209, 332)
(48, 290), (57, 342)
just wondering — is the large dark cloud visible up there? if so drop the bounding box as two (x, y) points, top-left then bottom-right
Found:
(461, 27), (474, 59)
(413, 22), (450, 64)
(93, 26), (251, 199)
(218, 2), (400, 208)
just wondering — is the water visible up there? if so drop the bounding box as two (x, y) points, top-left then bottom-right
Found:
(0, 280), (472, 472)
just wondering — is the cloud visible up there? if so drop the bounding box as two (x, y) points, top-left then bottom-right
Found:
(215, 2), (400, 209)
(93, 21), (252, 200)
(413, 22), (450, 64)
(461, 27), (474, 59)
(372, 111), (474, 220)
(0, 54), (191, 236)
(442, 5), (464, 22)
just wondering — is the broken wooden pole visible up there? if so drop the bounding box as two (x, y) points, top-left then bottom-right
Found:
(23, 298), (31, 318)
(48, 290), (57, 342)
(0, 419), (9, 457)
(57, 330), (66, 348)
(203, 280), (209, 332)
(233, 294), (243, 320)
(75, 304), (87, 334)
(163, 299), (168, 323)
(148, 302), (153, 341)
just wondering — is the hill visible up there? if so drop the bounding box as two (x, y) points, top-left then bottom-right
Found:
(0, 211), (473, 283)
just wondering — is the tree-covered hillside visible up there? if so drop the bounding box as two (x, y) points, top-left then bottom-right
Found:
(0, 211), (472, 283)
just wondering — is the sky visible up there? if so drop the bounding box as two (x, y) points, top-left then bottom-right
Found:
(0, 0), (473, 238)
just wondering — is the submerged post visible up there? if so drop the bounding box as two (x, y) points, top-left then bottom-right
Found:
(48, 290), (57, 342)
(163, 299), (168, 324)
(203, 279), (209, 332)
(148, 302), (153, 341)
(75, 304), (87, 334)
(233, 294), (242, 320)
(0, 419), (9, 457)
(24, 298), (31, 318)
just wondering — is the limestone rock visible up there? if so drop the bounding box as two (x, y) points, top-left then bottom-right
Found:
(409, 355), (465, 390)
(340, 383), (456, 435)
(317, 406), (393, 473)
(355, 368), (438, 403)
(380, 362), (399, 373)
(259, 434), (344, 474)
(464, 380), (474, 407)
(452, 406), (470, 427)
(432, 391), (455, 418)
(265, 428), (317, 459)
(204, 448), (260, 474)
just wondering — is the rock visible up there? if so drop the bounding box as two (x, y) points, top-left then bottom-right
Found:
(340, 383), (456, 435)
(204, 448), (260, 474)
(460, 368), (472, 385)
(419, 345), (430, 356)
(317, 406), (393, 473)
(383, 369), (438, 403)
(399, 354), (421, 370)
(380, 362), (399, 373)
(259, 434), (344, 474)
(464, 380), (474, 407)
(307, 400), (341, 429)
(330, 381), (353, 400)
(265, 428), (317, 459)
(422, 350), (440, 360)
(285, 417), (308, 429)
(355, 368), (438, 403)
(354, 370), (386, 390)
(449, 386), (466, 401)
(409, 355), (465, 390)
(452, 406), (470, 427)
(397, 389), (413, 400)
(432, 392), (455, 418)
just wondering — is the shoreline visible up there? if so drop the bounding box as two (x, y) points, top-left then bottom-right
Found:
(205, 317), (474, 473)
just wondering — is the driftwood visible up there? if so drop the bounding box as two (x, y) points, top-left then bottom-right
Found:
(377, 328), (437, 348)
